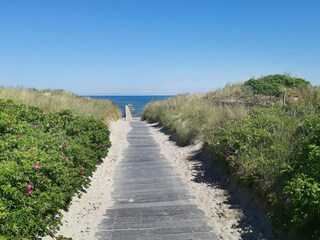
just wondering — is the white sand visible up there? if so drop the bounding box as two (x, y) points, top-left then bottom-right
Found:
(45, 119), (131, 240)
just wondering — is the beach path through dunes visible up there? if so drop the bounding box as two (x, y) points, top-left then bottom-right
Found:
(95, 118), (219, 240)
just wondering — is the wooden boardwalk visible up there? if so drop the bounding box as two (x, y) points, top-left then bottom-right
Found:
(95, 119), (218, 240)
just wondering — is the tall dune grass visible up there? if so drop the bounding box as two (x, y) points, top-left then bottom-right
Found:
(205, 83), (254, 102)
(0, 87), (121, 122)
(142, 93), (248, 145)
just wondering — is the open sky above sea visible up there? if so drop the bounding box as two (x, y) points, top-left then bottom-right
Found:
(1, 1), (320, 94)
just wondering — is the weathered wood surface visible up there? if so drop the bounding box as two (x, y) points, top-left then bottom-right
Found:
(125, 105), (132, 121)
(95, 119), (218, 240)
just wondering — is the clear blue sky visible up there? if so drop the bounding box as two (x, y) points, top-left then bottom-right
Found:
(0, 1), (319, 95)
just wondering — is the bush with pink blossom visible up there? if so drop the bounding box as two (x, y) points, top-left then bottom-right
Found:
(0, 100), (110, 239)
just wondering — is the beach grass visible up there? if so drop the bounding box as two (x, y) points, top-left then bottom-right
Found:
(0, 87), (121, 122)
(142, 93), (248, 145)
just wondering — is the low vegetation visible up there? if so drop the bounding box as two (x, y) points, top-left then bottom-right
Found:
(143, 93), (248, 145)
(0, 100), (112, 239)
(0, 87), (121, 239)
(0, 87), (121, 122)
(245, 74), (310, 96)
(142, 74), (320, 239)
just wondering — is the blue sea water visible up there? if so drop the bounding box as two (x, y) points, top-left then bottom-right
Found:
(87, 96), (173, 117)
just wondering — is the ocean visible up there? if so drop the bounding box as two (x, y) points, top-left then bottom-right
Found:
(87, 95), (173, 117)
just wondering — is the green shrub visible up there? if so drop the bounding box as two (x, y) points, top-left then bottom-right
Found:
(245, 74), (310, 96)
(268, 115), (320, 238)
(206, 105), (319, 238)
(0, 100), (110, 239)
(207, 106), (299, 192)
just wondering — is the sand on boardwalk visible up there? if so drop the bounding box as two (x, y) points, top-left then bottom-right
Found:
(44, 119), (131, 240)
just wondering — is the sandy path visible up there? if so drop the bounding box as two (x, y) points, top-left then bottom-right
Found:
(47, 119), (131, 240)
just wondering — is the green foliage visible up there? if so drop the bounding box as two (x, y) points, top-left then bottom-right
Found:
(207, 105), (320, 238)
(245, 74), (310, 96)
(0, 100), (110, 239)
(268, 115), (320, 238)
(207, 106), (299, 192)
(56, 235), (73, 240)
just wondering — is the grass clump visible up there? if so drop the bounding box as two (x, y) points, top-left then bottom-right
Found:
(204, 83), (255, 104)
(142, 94), (247, 145)
(0, 87), (121, 122)
(142, 75), (320, 238)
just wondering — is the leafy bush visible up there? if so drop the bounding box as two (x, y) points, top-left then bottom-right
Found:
(207, 106), (299, 192)
(245, 74), (310, 96)
(269, 115), (320, 238)
(0, 100), (110, 239)
(206, 105), (320, 238)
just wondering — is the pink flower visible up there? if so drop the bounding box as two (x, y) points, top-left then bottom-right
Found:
(34, 163), (41, 169)
(79, 168), (85, 174)
(27, 183), (34, 189)
(16, 135), (21, 139)
(39, 216), (45, 221)
(26, 189), (33, 195)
